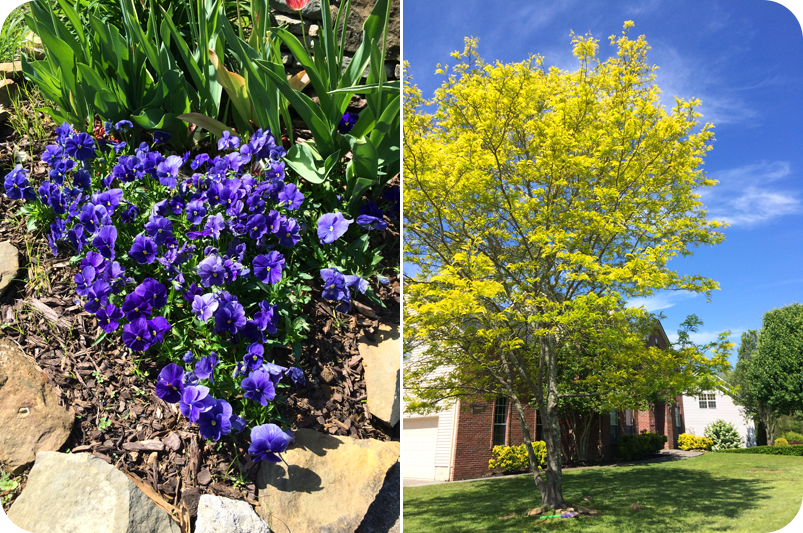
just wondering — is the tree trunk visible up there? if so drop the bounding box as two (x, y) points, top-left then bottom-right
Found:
(507, 393), (543, 491)
(576, 412), (594, 463)
(539, 336), (566, 509)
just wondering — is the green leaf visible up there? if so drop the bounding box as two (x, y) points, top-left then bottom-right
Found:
(285, 142), (325, 184)
(177, 113), (234, 138)
(328, 81), (401, 95)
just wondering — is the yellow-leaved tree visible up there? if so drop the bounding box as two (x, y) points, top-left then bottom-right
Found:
(404, 24), (732, 508)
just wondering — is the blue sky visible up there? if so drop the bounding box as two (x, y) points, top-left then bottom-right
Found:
(403, 0), (803, 366)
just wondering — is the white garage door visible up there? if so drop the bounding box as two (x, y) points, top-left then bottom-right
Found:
(403, 417), (439, 479)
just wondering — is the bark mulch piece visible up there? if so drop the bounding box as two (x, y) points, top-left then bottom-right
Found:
(0, 111), (401, 523)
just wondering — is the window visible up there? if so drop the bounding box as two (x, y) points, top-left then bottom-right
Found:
(625, 409), (634, 435)
(610, 410), (619, 445)
(492, 397), (508, 446)
(675, 406), (681, 427)
(535, 411), (543, 442)
(698, 393), (716, 409)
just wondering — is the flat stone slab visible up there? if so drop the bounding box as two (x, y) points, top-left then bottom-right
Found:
(257, 429), (400, 533)
(8, 452), (180, 533)
(195, 495), (269, 533)
(0, 241), (19, 295)
(0, 338), (74, 474)
(359, 323), (400, 426)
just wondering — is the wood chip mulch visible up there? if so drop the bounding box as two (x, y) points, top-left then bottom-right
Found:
(0, 109), (400, 529)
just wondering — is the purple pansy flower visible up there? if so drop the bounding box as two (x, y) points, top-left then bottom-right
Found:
(154, 363), (184, 403)
(337, 112), (359, 134)
(122, 318), (154, 351)
(197, 254), (227, 287)
(179, 385), (216, 424)
(93, 225), (117, 259)
(248, 424), (294, 463)
(156, 154), (183, 189)
(285, 366), (306, 388)
(96, 304), (124, 333)
(218, 130), (241, 151)
(84, 280), (112, 314)
(186, 199), (207, 225)
(214, 300), (247, 335)
(152, 130), (171, 144)
(277, 183), (304, 210)
(64, 132), (96, 161)
(244, 343), (265, 371)
(321, 268), (349, 301)
(317, 213), (352, 244)
(192, 293), (219, 322)
(198, 399), (232, 441)
(144, 216), (174, 245)
(356, 214), (387, 231)
(129, 234), (158, 264)
(195, 353), (220, 383)
(241, 369), (276, 406)
(253, 251), (285, 285)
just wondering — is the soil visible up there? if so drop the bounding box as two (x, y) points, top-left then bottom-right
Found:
(0, 92), (400, 525)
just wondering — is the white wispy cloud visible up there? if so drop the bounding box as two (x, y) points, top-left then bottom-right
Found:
(651, 43), (760, 126)
(666, 329), (744, 348)
(702, 161), (801, 227)
(625, 291), (698, 312)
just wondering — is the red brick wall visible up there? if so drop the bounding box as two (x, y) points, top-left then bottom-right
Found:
(451, 397), (498, 481)
(450, 397), (685, 480)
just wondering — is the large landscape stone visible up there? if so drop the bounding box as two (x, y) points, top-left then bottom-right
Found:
(257, 429), (400, 533)
(0, 241), (19, 295)
(0, 338), (74, 474)
(8, 452), (180, 533)
(195, 495), (269, 533)
(359, 323), (400, 426)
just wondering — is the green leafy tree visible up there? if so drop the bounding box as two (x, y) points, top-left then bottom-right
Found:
(729, 329), (778, 443)
(404, 24), (731, 508)
(745, 304), (803, 443)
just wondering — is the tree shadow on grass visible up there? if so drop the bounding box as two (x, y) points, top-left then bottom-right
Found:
(403, 462), (772, 532)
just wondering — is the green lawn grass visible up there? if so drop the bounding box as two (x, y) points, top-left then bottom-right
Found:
(403, 453), (803, 532)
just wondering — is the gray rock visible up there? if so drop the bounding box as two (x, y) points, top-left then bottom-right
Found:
(270, 0), (325, 21)
(0, 338), (74, 474)
(0, 241), (19, 295)
(257, 429), (400, 533)
(195, 495), (270, 533)
(8, 452), (180, 533)
(359, 324), (400, 426)
(357, 462), (400, 533)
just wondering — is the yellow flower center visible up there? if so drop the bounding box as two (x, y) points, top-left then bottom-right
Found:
(211, 420), (216, 426)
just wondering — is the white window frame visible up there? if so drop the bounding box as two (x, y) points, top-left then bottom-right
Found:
(698, 392), (717, 409)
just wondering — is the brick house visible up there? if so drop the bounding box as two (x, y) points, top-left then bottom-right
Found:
(403, 323), (688, 481)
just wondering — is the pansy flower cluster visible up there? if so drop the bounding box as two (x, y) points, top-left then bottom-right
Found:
(3, 121), (391, 462)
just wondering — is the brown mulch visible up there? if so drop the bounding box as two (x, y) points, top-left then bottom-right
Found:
(0, 96), (400, 527)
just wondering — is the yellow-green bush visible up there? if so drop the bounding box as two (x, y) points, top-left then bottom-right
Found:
(489, 442), (547, 472)
(678, 433), (713, 451)
(774, 438), (789, 446)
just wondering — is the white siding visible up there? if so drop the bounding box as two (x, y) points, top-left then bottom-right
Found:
(682, 391), (756, 447)
(403, 401), (458, 480)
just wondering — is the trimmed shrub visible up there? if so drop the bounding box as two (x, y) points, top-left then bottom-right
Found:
(618, 432), (667, 460)
(718, 445), (803, 456)
(781, 431), (803, 443)
(489, 442), (547, 472)
(678, 433), (713, 451)
(704, 419), (743, 451)
(775, 438), (789, 446)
